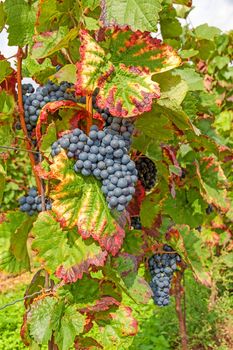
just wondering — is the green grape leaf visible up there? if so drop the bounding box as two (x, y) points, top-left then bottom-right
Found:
(32, 27), (79, 59)
(60, 275), (101, 305)
(39, 122), (57, 156)
(82, 0), (100, 10)
(156, 98), (200, 134)
(134, 105), (174, 141)
(179, 49), (199, 59)
(22, 57), (56, 85)
(173, 67), (204, 91)
(54, 305), (86, 350)
(163, 189), (205, 228)
(0, 211), (34, 273)
(28, 297), (57, 344)
(168, 225), (212, 287)
(0, 90), (15, 121)
(0, 90), (15, 146)
(0, 2), (6, 32)
(153, 72), (188, 105)
(28, 297), (85, 348)
(32, 212), (108, 283)
(35, 0), (80, 33)
(100, 0), (162, 32)
(111, 253), (152, 304)
(51, 64), (76, 84)
(50, 153), (125, 255)
(4, 0), (36, 46)
(0, 60), (13, 84)
(141, 190), (164, 228)
(195, 24), (221, 41)
(109, 30), (181, 73)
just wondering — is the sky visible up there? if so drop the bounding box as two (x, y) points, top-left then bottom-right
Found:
(0, 0), (233, 61)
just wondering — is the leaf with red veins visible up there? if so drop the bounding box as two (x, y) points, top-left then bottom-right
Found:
(96, 64), (160, 117)
(49, 153), (125, 256)
(75, 337), (103, 350)
(76, 29), (113, 96)
(36, 100), (86, 141)
(80, 296), (119, 315)
(110, 29), (181, 74)
(32, 211), (108, 283)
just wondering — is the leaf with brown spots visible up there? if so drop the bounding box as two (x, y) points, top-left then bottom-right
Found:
(32, 211), (108, 283)
(49, 153), (125, 256)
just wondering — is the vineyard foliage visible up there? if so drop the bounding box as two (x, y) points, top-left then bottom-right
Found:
(0, 0), (232, 349)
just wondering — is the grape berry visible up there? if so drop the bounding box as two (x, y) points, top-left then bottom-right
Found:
(148, 245), (181, 307)
(19, 187), (52, 216)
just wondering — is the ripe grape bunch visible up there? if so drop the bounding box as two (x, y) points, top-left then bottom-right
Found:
(148, 245), (181, 307)
(22, 81), (76, 134)
(51, 125), (138, 212)
(135, 156), (157, 191)
(19, 187), (52, 216)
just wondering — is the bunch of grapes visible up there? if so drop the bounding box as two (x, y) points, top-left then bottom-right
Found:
(131, 216), (142, 230)
(18, 187), (52, 216)
(135, 156), (157, 191)
(148, 245), (181, 307)
(22, 81), (76, 134)
(51, 125), (138, 212)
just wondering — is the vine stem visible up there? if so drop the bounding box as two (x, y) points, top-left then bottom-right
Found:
(16, 47), (42, 194)
(86, 94), (93, 134)
(174, 269), (188, 350)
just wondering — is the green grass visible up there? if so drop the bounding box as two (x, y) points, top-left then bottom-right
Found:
(0, 284), (27, 350)
(0, 271), (231, 350)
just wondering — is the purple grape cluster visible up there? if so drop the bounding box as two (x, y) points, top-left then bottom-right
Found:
(18, 187), (52, 216)
(148, 245), (181, 307)
(22, 82), (76, 134)
(51, 126), (138, 212)
(135, 156), (157, 191)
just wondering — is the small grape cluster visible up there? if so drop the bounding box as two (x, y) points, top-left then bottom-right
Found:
(131, 216), (142, 230)
(18, 187), (52, 216)
(22, 81), (76, 134)
(51, 125), (138, 212)
(135, 156), (157, 191)
(148, 245), (181, 307)
(206, 204), (214, 215)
